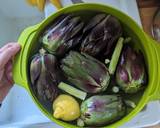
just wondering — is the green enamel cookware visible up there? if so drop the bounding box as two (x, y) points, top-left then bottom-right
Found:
(13, 3), (160, 128)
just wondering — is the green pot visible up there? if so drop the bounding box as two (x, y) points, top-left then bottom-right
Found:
(13, 3), (160, 128)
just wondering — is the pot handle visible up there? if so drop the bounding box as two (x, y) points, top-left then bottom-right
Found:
(147, 35), (160, 101)
(13, 23), (40, 90)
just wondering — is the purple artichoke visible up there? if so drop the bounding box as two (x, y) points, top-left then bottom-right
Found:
(81, 14), (122, 57)
(80, 95), (126, 126)
(42, 14), (84, 56)
(116, 46), (147, 93)
(30, 50), (61, 102)
(61, 51), (110, 93)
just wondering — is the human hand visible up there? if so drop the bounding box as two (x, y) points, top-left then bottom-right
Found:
(0, 43), (21, 102)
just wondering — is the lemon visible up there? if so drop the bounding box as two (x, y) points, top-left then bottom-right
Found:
(53, 94), (80, 121)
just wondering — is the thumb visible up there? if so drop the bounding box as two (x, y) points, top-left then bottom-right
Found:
(0, 43), (21, 69)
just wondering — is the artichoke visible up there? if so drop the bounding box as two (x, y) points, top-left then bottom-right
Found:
(81, 14), (122, 57)
(116, 46), (147, 93)
(42, 14), (84, 56)
(30, 50), (61, 102)
(61, 51), (110, 93)
(79, 95), (126, 126)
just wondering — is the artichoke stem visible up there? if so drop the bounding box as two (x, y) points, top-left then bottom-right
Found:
(39, 48), (47, 55)
(112, 86), (119, 93)
(109, 37), (124, 75)
(124, 100), (136, 108)
(58, 82), (87, 100)
(77, 118), (85, 127)
(124, 37), (132, 44)
(105, 59), (110, 65)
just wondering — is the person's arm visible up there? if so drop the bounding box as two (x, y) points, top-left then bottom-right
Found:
(0, 43), (20, 105)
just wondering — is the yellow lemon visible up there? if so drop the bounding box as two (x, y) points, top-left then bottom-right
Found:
(53, 94), (80, 121)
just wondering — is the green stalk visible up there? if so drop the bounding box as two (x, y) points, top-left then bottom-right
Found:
(124, 100), (136, 108)
(105, 59), (110, 64)
(124, 37), (131, 43)
(112, 86), (119, 93)
(109, 37), (124, 75)
(77, 118), (85, 127)
(58, 82), (87, 100)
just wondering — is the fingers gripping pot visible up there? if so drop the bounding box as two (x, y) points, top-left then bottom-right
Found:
(13, 3), (160, 128)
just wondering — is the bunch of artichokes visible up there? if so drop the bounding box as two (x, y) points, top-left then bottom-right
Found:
(61, 37), (124, 93)
(29, 12), (148, 127)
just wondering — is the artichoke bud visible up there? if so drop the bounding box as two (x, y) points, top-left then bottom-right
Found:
(80, 95), (126, 126)
(42, 14), (84, 56)
(116, 46), (147, 93)
(30, 52), (61, 102)
(61, 51), (110, 93)
(81, 14), (122, 57)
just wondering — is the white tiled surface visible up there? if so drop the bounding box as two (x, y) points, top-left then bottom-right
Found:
(0, 0), (160, 128)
